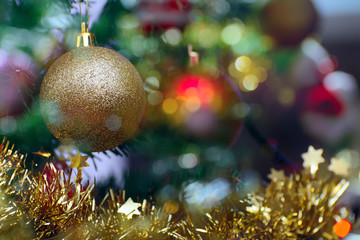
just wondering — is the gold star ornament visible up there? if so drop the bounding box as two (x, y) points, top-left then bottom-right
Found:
(267, 168), (285, 182)
(118, 198), (141, 219)
(32, 147), (52, 158)
(328, 157), (350, 177)
(301, 145), (325, 175)
(69, 151), (89, 169)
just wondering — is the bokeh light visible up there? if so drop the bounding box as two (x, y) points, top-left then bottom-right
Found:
(120, 0), (139, 9)
(162, 98), (178, 114)
(175, 74), (216, 108)
(147, 91), (163, 106)
(210, 0), (230, 15)
(164, 200), (179, 214)
(163, 28), (182, 46)
(229, 57), (268, 93)
(184, 97), (201, 112)
(183, 178), (230, 207)
(235, 56), (252, 72)
(221, 23), (244, 45)
(41, 101), (64, 127)
(278, 88), (295, 106)
(334, 219), (351, 238)
(0, 116), (17, 135)
(118, 14), (139, 30)
(252, 67), (268, 82)
(242, 74), (259, 91)
(145, 76), (160, 90)
(178, 153), (198, 169)
(228, 62), (240, 78)
(232, 102), (250, 119)
(105, 114), (122, 131)
(185, 21), (221, 48)
(130, 35), (147, 57)
(163, 73), (223, 120)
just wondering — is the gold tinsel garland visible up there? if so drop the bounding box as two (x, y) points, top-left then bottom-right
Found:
(0, 139), (353, 239)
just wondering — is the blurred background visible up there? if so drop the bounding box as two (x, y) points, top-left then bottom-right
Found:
(314, 0), (360, 83)
(0, 0), (359, 220)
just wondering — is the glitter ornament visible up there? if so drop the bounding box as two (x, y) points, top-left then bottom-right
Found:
(40, 46), (145, 152)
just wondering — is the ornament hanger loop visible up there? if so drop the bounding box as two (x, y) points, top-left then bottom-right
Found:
(78, 0), (89, 31)
(76, 0), (95, 47)
(188, 44), (199, 67)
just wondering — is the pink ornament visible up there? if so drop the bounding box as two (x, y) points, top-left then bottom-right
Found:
(0, 50), (38, 117)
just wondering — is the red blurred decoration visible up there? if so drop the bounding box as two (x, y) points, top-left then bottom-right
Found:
(137, 0), (191, 33)
(0, 50), (38, 117)
(163, 72), (228, 138)
(175, 74), (215, 106)
(261, 0), (318, 46)
(334, 219), (351, 238)
(302, 85), (344, 116)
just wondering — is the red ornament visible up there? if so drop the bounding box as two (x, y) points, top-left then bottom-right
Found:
(302, 85), (344, 116)
(175, 73), (217, 107)
(160, 72), (231, 138)
(137, 0), (191, 33)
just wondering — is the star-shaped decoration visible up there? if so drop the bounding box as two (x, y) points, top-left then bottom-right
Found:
(32, 147), (51, 158)
(301, 145), (325, 175)
(118, 198), (141, 219)
(267, 168), (285, 182)
(68, 151), (89, 169)
(328, 157), (350, 177)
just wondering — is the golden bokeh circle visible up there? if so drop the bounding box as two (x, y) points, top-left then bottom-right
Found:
(164, 200), (179, 214)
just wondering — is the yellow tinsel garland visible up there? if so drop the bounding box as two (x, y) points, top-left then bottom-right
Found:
(0, 138), (352, 239)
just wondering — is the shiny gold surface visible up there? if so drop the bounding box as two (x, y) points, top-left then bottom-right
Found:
(40, 46), (145, 152)
(0, 138), (352, 239)
(76, 22), (95, 47)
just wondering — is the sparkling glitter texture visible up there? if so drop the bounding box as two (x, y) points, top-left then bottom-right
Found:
(40, 46), (145, 152)
(0, 138), (353, 239)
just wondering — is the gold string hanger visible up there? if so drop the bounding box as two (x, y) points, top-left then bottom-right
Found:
(188, 44), (199, 67)
(76, 0), (95, 47)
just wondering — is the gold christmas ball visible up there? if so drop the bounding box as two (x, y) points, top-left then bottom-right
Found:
(40, 46), (145, 152)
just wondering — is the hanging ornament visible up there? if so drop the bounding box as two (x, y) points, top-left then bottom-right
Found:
(136, 0), (190, 33)
(40, 6), (145, 152)
(0, 49), (38, 117)
(261, 0), (318, 47)
(159, 46), (235, 139)
(302, 85), (344, 117)
(171, 46), (223, 115)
